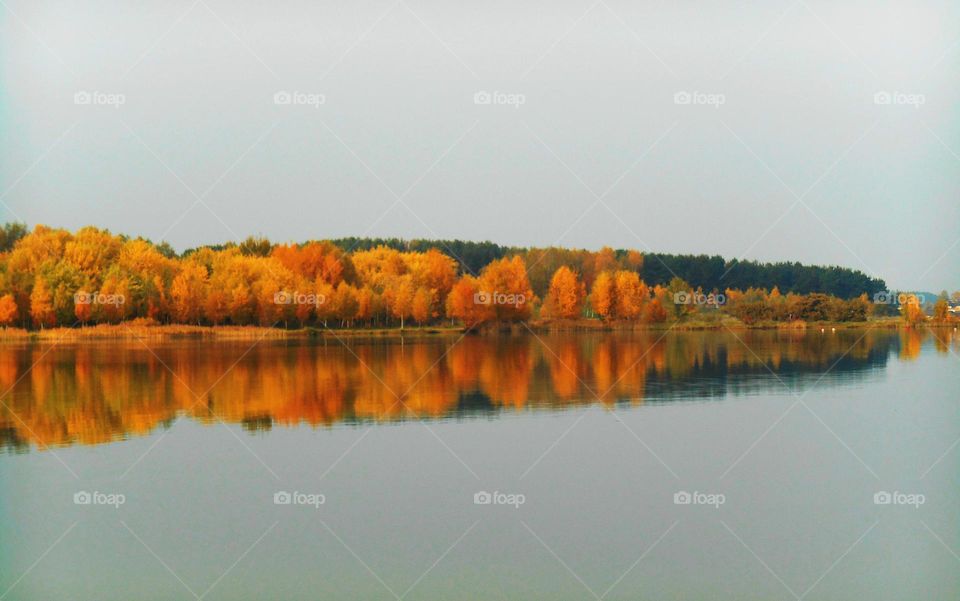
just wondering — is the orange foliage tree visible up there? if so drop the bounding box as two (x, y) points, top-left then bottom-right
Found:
(542, 266), (584, 319)
(614, 270), (647, 320)
(590, 271), (616, 319)
(445, 276), (488, 328)
(477, 256), (535, 321)
(0, 294), (17, 327)
(412, 287), (435, 325)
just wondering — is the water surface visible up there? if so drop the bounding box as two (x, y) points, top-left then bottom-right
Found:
(1, 329), (958, 600)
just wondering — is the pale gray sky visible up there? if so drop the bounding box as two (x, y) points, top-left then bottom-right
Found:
(1, 0), (958, 290)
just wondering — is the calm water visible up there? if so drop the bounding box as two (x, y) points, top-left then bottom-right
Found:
(1, 329), (957, 600)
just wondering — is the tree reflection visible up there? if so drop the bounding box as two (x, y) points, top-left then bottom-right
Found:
(0, 329), (909, 450)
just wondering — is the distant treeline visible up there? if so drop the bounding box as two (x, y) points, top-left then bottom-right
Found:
(329, 237), (885, 299)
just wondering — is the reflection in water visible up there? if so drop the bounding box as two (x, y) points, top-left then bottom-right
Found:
(0, 328), (952, 451)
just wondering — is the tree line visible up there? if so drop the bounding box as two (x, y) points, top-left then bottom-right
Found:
(0, 224), (900, 330)
(327, 238), (886, 299)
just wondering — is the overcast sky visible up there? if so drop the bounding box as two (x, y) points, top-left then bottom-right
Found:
(1, 0), (957, 291)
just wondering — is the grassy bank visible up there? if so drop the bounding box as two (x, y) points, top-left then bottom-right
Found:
(0, 316), (935, 342)
(526, 315), (909, 332)
(0, 323), (467, 342)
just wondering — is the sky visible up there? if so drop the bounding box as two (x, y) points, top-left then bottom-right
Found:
(1, 0), (958, 291)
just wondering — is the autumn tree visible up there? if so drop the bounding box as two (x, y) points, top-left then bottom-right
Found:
(63, 226), (121, 277)
(614, 270), (647, 320)
(623, 250), (643, 272)
(411, 287), (435, 325)
(445, 276), (488, 328)
(204, 289), (229, 324)
(590, 271), (616, 319)
(477, 256), (534, 321)
(292, 279), (315, 325)
(933, 291), (949, 322)
(118, 239), (176, 320)
(171, 262), (208, 324)
(383, 275), (415, 328)
(667, 276), (692, 318)
(405, 248), (457, 305)
(272, 241), (350, 286)
(643, 298), (668, 323)
(314, 280), (336, 327)
(901, 294), (926, 326)
(355, 286), (375, 325)
(74, 292), (92, 324)
(0, 294), (18, 327)
(45, 261), (86, 324)
(593, 246), (618, 277)
(542, 266), (584, 319)
(331, 282), (360, 327)
(29, 277), (55, 328)
(97, 270), (130, 323)
(254, 276), (287, 326)
(352, 246), (407, 291)
(238, 235), (272, 257)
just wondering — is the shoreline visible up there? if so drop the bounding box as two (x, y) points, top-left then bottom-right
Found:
(0, 316), (945, 342)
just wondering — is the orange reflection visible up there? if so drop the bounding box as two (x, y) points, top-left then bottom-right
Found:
(0, 329), (900, 450)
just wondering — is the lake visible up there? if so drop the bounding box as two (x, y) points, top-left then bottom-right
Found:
(1, 328), (958, 600)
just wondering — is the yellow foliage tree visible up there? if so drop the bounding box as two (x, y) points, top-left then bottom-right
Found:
(30, 277), (55, 328)
(384, 275), (415, 328)
(411, 287), (435, 325)
(901, 294), (925, 326)
(171, 263), (208, 324)
(614, 270), (646, 320)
